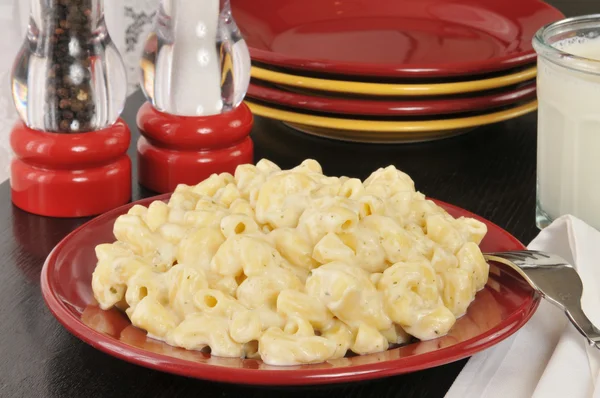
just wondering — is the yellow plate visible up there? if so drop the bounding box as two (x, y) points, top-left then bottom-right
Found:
(251, 66), (537, 96)
(246, 100), (538, 133)
(283, 123), (475, 144)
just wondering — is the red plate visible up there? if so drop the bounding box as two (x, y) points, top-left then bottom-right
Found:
(41, 194), (539, 385)
(232, 0), (563, 78)
(247, 80), (537, 116)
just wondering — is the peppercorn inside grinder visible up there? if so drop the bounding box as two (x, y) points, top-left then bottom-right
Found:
(10, 0), (131, 217)
(137, 0), (253, 194)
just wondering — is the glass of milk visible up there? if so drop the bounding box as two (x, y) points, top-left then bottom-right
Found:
(533, 15), (600, 230)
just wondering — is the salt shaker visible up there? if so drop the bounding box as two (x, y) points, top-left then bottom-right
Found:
(137, 0), (253, 194)
(10, 0), (131, 217)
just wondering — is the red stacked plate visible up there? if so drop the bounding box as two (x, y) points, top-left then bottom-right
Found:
(231, 0), (564, 142)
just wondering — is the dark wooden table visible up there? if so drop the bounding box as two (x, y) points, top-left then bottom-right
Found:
(0, 1), (589, 396)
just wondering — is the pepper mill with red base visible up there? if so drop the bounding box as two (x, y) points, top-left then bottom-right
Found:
(10, 0), (131, 218)
(137, 0), (253, 194)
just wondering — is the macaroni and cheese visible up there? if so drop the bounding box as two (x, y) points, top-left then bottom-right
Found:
(92, 159), (489, 365)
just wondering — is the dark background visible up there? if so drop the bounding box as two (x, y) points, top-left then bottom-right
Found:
(0, 0), (591, 396)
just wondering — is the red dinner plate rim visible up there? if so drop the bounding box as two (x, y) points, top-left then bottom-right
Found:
(248, 50), (539, 79)
(236, 0), (563, 78)
(41, 194), (540, 385)
(247, 80), (538, 116)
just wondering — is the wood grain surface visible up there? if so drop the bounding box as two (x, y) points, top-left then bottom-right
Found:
(0, 1), (592, 395)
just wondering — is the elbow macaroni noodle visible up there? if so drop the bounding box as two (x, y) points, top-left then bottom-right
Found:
(92, 159), (489, 366)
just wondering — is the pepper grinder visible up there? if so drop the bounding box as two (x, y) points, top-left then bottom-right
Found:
(137, 0), (253, 193)
(10, 0), (131, 217)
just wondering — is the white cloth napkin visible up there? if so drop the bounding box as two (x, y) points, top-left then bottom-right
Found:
(445, 215), (600, 398)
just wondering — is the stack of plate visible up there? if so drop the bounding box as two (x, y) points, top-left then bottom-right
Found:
(232, 0), (563, 143)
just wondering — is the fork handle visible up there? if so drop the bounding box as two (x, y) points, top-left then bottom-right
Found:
(565, 305), (600, 347)
(486, 251), (600, 348)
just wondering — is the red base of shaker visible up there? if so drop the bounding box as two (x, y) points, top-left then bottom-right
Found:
(10, 119), (132, 218)
(137, 101), (254, 193)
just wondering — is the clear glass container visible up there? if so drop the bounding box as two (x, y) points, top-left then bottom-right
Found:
(11, 0), (127, 133)
(140, 0), (251, 117)
(533, 15), (600, 230)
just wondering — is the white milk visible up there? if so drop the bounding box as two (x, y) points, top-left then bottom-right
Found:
(537, 36), (600, 229)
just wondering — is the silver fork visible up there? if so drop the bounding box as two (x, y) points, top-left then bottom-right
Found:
(485, 250), (600, 348)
